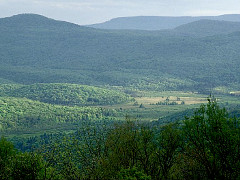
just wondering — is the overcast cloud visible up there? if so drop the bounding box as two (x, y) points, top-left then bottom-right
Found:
(0, 0), (239, 25)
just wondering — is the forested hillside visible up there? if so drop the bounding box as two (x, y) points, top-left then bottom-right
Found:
(0, 83), (132, 134)
(173, 19), (240, 37)
(0, 83), (131, 106)
(0, 96), (118, 134)
(0, 14), (240, 92)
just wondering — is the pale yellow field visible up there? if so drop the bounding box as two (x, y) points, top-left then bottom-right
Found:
(180, 97), (207, 105)
(135, 96), (207, 105)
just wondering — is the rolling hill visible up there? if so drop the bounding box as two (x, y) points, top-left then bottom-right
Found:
(0, 96), (117, 133)
(0, 83), (131, 106)
(0, 14), (240, 92)
(88, 14), (240, 30)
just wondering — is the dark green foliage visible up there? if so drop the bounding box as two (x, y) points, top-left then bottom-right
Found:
(103, 120), (140, 175)
(180, 98), (240, 179)
(12, 152), (45, 180)
(0, 137), (51, 180)
(82, 120), (181, 179)
(39, 122), (111, 179)
(117, 167), (151, 180)
(154, 123), (181, 179)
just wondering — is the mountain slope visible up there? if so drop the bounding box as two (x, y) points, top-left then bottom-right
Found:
(0, 14), (240, 91)
(0, 13), (90, 30)
(173, 19), (240, 37)
(88, 14), (240, 30)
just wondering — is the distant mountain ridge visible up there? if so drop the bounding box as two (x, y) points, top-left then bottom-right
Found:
(0, 13), (91, 31)
(0, 14), (240, 92)
(88, 14), (240, 30)
(173, 19), (240, 37)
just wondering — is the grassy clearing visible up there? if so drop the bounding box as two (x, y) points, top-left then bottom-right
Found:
(137, 91), (205, 98)
(3, 90), (240, 138)
(134, 96), (207, 105)
(98, 91), (240, 122)
(96, 92), (209, 122)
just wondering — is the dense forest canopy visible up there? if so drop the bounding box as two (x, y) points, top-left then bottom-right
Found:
(0, 14), (240, 92)
(0, 96), (119, 133)
(0, 83), (132, 106)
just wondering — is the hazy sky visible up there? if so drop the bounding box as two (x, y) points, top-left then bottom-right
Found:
(0, 0), (239, 25)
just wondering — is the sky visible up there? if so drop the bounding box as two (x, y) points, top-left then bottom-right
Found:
(0, 0), (239, 25)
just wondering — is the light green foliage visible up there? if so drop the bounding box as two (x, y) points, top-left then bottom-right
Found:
(0, 96), (117, 133)
(0, 83), (131, 106)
